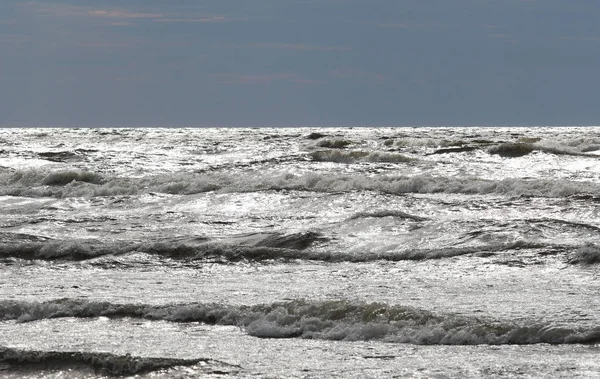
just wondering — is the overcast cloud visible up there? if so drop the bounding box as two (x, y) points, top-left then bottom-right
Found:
(1, 0), (599, 126)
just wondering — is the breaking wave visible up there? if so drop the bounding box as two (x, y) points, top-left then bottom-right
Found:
(427, 146), (479, 155)
(0, 232), (326, 261)
(488, 143), (535, 157)
(569, 243), (600, 265)
(2, 169), (600, 198)
(348, 210), (428, 221)
(0, 347), (218, 376)
(311, 149), (414, 164)
(0, 233), (552, 262)
(1, 299), (598, 345)
(315, 138), (352, 149)
(488, 141), (600, 158)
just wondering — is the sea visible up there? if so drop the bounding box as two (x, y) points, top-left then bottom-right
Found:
(0, 126), (599, 378)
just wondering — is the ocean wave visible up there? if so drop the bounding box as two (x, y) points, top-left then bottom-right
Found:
(2, 169), (600, 199)
(427, 146), (479, 155)
(348, 210), (428, 221)
(488, 141), (600, 158)
(37, 149), (97, 163)
(305, 132), (327, 140)
(0, 239), (135, 261)
(387, 131), (600, 156)
(1, 169), (104, 187)
(0, 232), (326, 261)
(0, 232), (552, 262)
(393, 137), (470, 148)
(569, 243), (600, 264)
(488, 143), (535, 157)
(135, 239), (552, 263)
(315, 138), (351, 149)
(529, 218), (600, 233)
(2, 299), (598, 345)
(41, 170), (104, 186)
(311, 150), (414, 164)
(0, 346), (219, 376)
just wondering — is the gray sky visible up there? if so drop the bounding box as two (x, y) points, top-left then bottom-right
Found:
(2, 0), (600, 126)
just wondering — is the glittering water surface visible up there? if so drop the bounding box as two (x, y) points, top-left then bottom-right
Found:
(1, 127), (600, 378)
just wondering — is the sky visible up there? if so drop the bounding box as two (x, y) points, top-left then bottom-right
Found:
(1, 0), (600, 127)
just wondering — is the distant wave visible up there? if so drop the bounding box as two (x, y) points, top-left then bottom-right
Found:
(315, 138), (352, 149)
(488, 143), (535, 157)
(0, 347), (224, 376)
(2, 299), (598, 345)
(385, 132), (600, 155)
(37, 149), (97, 163)
(527, 218), (600, 233)
(311, 149), (414, 164)
(397, 138), (600, 158)
(488, 141), (600, 158)
(2, 169), (600, 198)
(424, 141), (600, 158)
(426, 146), (479, 155)
(348, 210), (428, 221)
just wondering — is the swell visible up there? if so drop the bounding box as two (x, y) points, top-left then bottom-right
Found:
(569, 243), (600, 264)
(0, 234), (553, 262)
(311, 149), (415, 164)
(348, 210), (428, 221)
(528, 218), (600, 233)
(488, 142), (600, 158)
(0, 232), (324, 261)
(2, 169), (600, 198)
(0, 347), (220, 376)
(2, 299), (598, 345)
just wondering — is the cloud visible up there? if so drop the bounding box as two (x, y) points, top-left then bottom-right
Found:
(88, 10), (163, 19)
(25, 2), (227, 24)
(376, 23), (412, 29)
(107, 21), (133, 27)
(25, 2), (88, 17)
(87, 11), (228, 23)
(489, 33), (519, 44)
(214, 73), (325, 85)
(0, 34), (31, 45)
(248, 42), (351, 52)
(154, 17), (227, 23)
(560, 36), (600, 42)
(332, 69), (385, 83)
(376, 22), (442, 30)
(75, 42), (131, 48)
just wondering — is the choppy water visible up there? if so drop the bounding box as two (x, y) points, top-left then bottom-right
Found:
(1, 127), (600, 378)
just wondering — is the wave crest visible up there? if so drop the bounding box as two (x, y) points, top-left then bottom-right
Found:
(488, 141), (600, 158)
(348, 210), (428, 221)
(2, 299), (598, 345)
(312, 150), (414, 164)
(0, 233), (551, 262)
(2, 169), (599, 199)
(569, 243), (600, 264)
(0, 347), (218, 376)
(488, 143), (535, 157)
